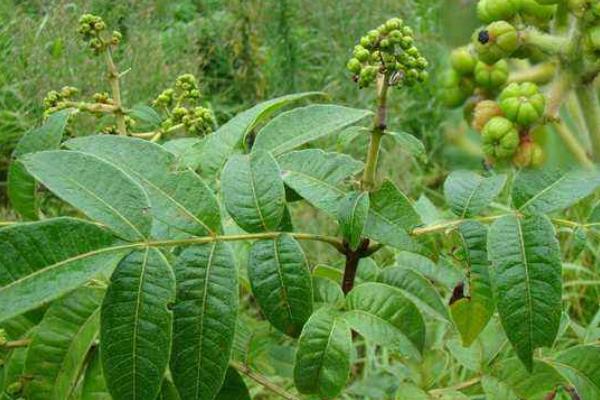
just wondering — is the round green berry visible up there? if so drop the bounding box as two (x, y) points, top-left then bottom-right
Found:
(474, 59), (509, 89)
(347, 58), (362, 74)
(450, 46), (477, 75)
(477, 0), (518, 23)
(499, 82), (546, 125)
(481, 116), (520, 159)
(473, 21), (519, 64)
(441, 70), (475, 108)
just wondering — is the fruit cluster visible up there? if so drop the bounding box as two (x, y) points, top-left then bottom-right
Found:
(154, 74), (215, 136)
(43, 86), (79, 112)
(78, 14), (122, 55)
(346, 17), (428, 88)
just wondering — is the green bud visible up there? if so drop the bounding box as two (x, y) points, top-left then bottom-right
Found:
(400, 36), (414, 49)
(474, 59), (509, 89)
(520, 0), (556, 22)
(499, 82), (546, 125)
(450, 46), (477, 75)
(473, 21), (519, 64)
(386, 18), (403, 31)
(402, 26), (414, 36)
(407, 46), (419, 57)
(347, 58), (362, 74)
(416, 56), (429, 69)
(533, 0), (560, 4)
(389, 30), (403, 43)
(359, 36), (371, 48)
(472, 100), (504, 131)
(367, 30), (379, 42)
(380, 38), (391, 49)
(481, 116), (520, 159)
(477, 0), (518, 23)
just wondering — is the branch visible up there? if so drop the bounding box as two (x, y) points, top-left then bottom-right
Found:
(105, 48), (127, 136)
(575, 85), (600, 161)
(520, 28), (569, 55)
(509, 62), (557, 85)
(551, 120), (594, 168)
(230, 361), (300, 400)
(361, 75), (389, 191)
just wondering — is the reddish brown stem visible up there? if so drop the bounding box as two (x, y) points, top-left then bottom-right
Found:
(341, 239), (370, 294)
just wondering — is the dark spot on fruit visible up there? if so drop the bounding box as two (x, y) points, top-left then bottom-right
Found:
(478, 30), (490, 44)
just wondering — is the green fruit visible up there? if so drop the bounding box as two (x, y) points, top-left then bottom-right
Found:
(450, 46), (477, 75)
(473, 21), (519, 64)
(347, 58), (362, 74)
(386, 17), (404, 31)
(441, 70), (475, 108)
(512, 141), (544, 167)
(353, 46), (370, 62)
(477, 0), (518, 23)
(472, 100), (504, 131)
(520, 0), (556, 21)
(481, 116), (520, 158)
(474, 59), (509, 89)
(499, 82), (546, 125)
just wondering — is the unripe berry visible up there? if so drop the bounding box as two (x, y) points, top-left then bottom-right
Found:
(450, 46), (477, 75)
(472, 100), (504, 131)
(477, 0), (518, 23)
(441, 70), (475, 108)
(347, 58), (362, 74)
(389, 30), (403, 43)
(402, 26), (414, 36)
(474, 21), (519, 64)
(360, 36), (371, 48)
(512, 140), (544, 167)
(353, 45), (370, 61)
(520, 0), (556, 22)
(481, 116), (520, 159)
(380, 38), (391, 49)
(499, 82), (545, 126)
(386, 18), (403, 31)
(474, 59), (509, 89)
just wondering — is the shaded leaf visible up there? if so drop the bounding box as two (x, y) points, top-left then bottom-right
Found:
(222, 150), (285, 233)
(387, 131), (426, 160)
(450, 221), (494, 346)
(215, 367), (250, 400)
(22, 150), (152, 241)
(171, 242), (238, 400)
(513, 168), (600, 215)
(0, 218), (126, 322)
(293, 307), (351, 398)
(101, 248), (175, 400)
(252, 105), (371, 156)
(81, 349), (111, 400)
(338, 191), (369, 250)
(248, 235), (312, 337)
(344, 282), (425, 355)
(443, 171), (506, 217)
(24, 287), (104, 400)
(364, 180), (420, 251)
(67, 135), (221, 239)
(278, 149), (362, 216)
(8, 109), (72, 220)
(552, 345), (600, 399)
(492, 357), (566, 398)
(487, 214), (562, 370)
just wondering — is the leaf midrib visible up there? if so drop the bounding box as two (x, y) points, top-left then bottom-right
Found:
(515, 218), (534, 361)
(518, 174), (567, 212)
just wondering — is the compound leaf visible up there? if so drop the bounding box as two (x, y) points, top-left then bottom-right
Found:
(24, 287), (104, 400)
(22, 150), (152, 241)
(171, 242), (238, 400)
(252, 105), (371, 156)
(443, 171), (506, 218)
(222, 150), (285, 232)
(487, 214), (562, 370)
(450, 221), (494, 346)
(248, 235), (312, 337)
(0, 217), (126, 322)
(101, 248), (175, 400)
(66, 135), (221, 239)
(293, 307), (351, 398)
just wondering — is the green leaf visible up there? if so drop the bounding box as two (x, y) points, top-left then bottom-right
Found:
(443, 171), (506, 218)
(313, 276), (344, 307)
(215, 367), (250, 400)
(551, 345), (600, 399)
(364, 180), (420, 251)
(513, 168), (600, 215)
(162, 138), (202, 170)
(66, 135), (221, 239)
(8, 109), (73, 220)
(248, 234), (313, 337)
(171, 242), (238, 400)
(378, 267), (449, 321)
(481, 376), (518, 400)
(22, 150), (152, 241)
(450, 221), (494, 346)
(101, 248), (175, 400)
(492, 357), (566, 398)
(293, 307), (351, 398)
(395, 251), (463, 289)
(344, 282), (425, 355)
(386, 131), (426, 160)
(81, 350), (111, 400)
(338, 191), (369, 251)
(129, 104), (162, 129)
(252, 105), (371, 156)
(196, 92), (324, 180)
(278, 149), (363, 215)
(487, 214), (562, 370)
(222, 150), (286, 232)
(24, 287), (104, 400)
(0, 218), (127, 323)
(157, 378), (181, 400)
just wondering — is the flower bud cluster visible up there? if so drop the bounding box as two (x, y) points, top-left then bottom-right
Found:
(43, 86), (79, 113)
(78, 14), (122, 55)
(346, 18), (428, 88)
